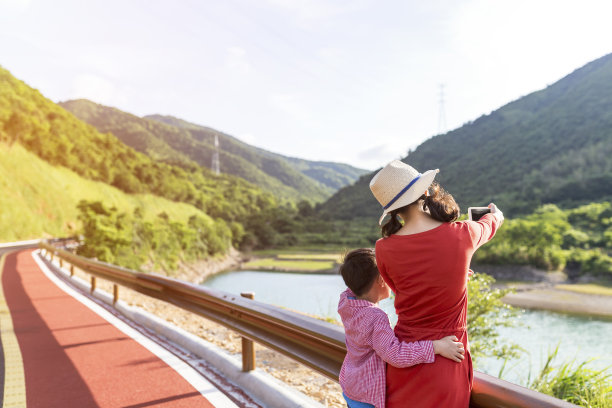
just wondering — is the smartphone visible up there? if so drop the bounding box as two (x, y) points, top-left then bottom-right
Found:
(468, 207), (491, 221)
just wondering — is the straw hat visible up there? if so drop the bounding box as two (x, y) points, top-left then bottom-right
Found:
(369, 160), (439, 225)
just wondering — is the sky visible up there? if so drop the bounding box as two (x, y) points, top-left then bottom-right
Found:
(1, 0), (612, 170)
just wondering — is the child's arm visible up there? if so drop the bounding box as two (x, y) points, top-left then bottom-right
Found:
(370, 312), (465, 367)
(370, 311), (434, 368)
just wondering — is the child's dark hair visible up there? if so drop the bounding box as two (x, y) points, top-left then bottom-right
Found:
(340, 248), (379, 296)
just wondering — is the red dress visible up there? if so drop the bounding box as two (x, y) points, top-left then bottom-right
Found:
(375, 214), (502, 408)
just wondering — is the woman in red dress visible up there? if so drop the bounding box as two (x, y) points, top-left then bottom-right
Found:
(370, 160), (504, 408)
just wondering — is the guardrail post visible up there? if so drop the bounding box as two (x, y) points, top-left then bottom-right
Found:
(70, 265), (74, 277)
(59, 258), (63, 268)
(240, 292), (256, 372)
(91, 276), (96, 294)
(113, 284), (119, 305)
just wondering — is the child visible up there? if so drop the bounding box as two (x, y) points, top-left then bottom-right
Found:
(338, 248), (465, 408)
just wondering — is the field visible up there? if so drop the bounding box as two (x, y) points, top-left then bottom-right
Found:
(243, 249), (343, 273)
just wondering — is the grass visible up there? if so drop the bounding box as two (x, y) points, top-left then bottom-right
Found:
(0, 143), (209, 241)
(243, 258), (336, 272)
(528, 346), (612, 407)
(555, 283), (612, 297)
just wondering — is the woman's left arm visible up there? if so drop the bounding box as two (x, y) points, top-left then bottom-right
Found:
(467, 212), (504, 250)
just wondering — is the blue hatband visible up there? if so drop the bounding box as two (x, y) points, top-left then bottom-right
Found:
(383, 173), (422, 210)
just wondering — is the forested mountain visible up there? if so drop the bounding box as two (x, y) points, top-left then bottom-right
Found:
(318, 53), (612, 220)
(59, 100), (366, 202)
(148, 114), (367, 192)
(0, 65), (279, 248)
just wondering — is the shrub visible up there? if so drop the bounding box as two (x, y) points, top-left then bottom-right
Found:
(467, 273), (523, 364)
(77, 200), (236, 273)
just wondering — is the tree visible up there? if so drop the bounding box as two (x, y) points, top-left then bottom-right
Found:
(297, 200), (315, 217)
(76, 200), (135, 267)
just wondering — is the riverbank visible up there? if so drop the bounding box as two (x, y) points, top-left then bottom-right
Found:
(476, 264), (612, 319)
(502, 286), (612, 319)
(170, 247), (245, 282)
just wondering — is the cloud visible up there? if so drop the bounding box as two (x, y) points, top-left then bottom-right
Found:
(268, 92), (310, 121)
(226, 46), (251, 76)
(69, 73), (127, 107)
(238, 133), (256, 144)
(0, 0), (31, 13)
(264, 0), (372, 27)
(355, 143), (401, 170)
(77, 53), (123, 78)
(264, 0), (344, 19)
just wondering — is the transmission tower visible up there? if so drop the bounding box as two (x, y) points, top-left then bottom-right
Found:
(437, 84), (447, 134)
(211, 134), (220, 175)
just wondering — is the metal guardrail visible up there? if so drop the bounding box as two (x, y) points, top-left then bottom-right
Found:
(39, 242), (346, 378)
(38, 242), (578, 408)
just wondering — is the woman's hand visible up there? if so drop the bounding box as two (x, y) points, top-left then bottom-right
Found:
(488, 203), (504, 221)
(432, 336), (465, 363)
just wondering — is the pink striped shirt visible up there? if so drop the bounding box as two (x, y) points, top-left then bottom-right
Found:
(338, 289), (435, 408)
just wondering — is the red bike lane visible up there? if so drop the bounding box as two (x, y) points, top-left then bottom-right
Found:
(0, 249), (232, 407)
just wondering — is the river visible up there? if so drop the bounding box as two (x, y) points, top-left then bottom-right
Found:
(203, 270), (612, 384)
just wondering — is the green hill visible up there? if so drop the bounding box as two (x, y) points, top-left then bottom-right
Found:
(0, 143), (208, 241)
(318, 53), (612, 220)
(58, 99), (366, 202)
(0, 65), (274, 224)
(147, 114), (367, 192)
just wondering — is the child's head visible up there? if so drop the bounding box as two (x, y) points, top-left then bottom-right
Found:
(340, 248), (390, 300)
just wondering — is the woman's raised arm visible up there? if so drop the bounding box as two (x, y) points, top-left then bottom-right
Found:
(467, 203), (504, 250)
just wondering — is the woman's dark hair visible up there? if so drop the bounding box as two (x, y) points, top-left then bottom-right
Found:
(381, 182), (460, 238)
(340, 248), (379, 296)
